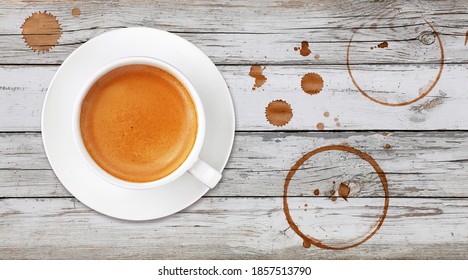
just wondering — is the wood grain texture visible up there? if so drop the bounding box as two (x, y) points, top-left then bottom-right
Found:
(1, 64), (467, 131)
(1, 197), (467, 259)
(2, 132), (468, 198)
(0, 0), (467, 64)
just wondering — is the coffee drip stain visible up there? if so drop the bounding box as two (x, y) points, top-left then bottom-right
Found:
(329, 189), (337, 202)
(347, 20), (444, 106)
(249, 65), (267, 90)
(293, 41), (311, 56)
(72, 7), (81, 17)
(283, 145), (389, 250)
(300, 41), (311, 56)
(265, 100), (293, 127)
(21, 11), (62, 53)
(370, 41), (388, 50)
(465, 31), (468, 46)
(338, 182), (350, 202)
(301, 72), (324, 95)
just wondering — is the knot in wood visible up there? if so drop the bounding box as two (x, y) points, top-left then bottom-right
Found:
(418, 31), (436, 45)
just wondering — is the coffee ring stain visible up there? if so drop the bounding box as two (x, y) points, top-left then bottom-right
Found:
(347, 20), (444, 106)
(21, 11), (62, 53)
(301, 72), (324, 95)
(283, 145), (389, 250)
(265, 100), (293, 127)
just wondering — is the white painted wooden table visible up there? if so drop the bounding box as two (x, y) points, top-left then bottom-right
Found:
(1, 0), (468, 259)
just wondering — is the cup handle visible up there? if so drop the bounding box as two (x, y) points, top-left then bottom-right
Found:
(188, 158), (222, 189)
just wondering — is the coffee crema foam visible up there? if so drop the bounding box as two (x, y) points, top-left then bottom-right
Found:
(80, 64), (198, 183)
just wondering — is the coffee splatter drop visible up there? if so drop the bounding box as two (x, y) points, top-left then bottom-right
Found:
(330, 189), (337, 201)
(294, 47), (299, 51)
(21, 11), (62, 53)
(299, 41), (311, 56)
(378, 41), (388, 48)
(338, 182), (350, 202)
(265, 100), (293, 127)
(323, 111), (330, 117)
(316, 122), (324, 130)
(313, 189), (320, 195)
(385, 144), (391, 150)
(72, 7), (81, 17)
(465, 31), (468, 46)
(304, 203), (308, 207)
(303, 240), (311, 248)
(249, 65), (267, 90)
(370, 23), (377, 30)
(334, 117), (340, 127)
(301, 72), (324, 95)
(314, 54), (320, 60)
(371, 41), (388, 50)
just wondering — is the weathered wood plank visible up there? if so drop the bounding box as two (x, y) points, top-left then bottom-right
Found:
(1, 64), (467, 131)
(0, 0), (467, 64)
(1, 197), (467, 259)
(2, 132), (468, 198)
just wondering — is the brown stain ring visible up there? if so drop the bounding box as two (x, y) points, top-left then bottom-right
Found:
(283, 145), (389, 250)
(346, 20), (444, 107)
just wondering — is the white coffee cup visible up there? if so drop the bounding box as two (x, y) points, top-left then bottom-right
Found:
(72, 56), (222, 190)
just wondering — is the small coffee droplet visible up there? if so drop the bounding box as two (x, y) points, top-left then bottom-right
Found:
(338, 182), (350, 202)
(385, 143), (391, 149)
(323, 111), (330, 117)
(313, 189), (320, 195)
(377, 41), (388, 48)
(72, 7), (81, 17)
(316, 122), (324, 130)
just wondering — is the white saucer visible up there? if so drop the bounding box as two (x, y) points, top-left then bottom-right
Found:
(42, 27), (235, 221)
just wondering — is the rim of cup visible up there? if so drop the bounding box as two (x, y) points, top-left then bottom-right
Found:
(71, 56), (206, 190)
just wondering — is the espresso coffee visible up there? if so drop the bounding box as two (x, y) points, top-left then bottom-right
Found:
(80, 64), (198, 182)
